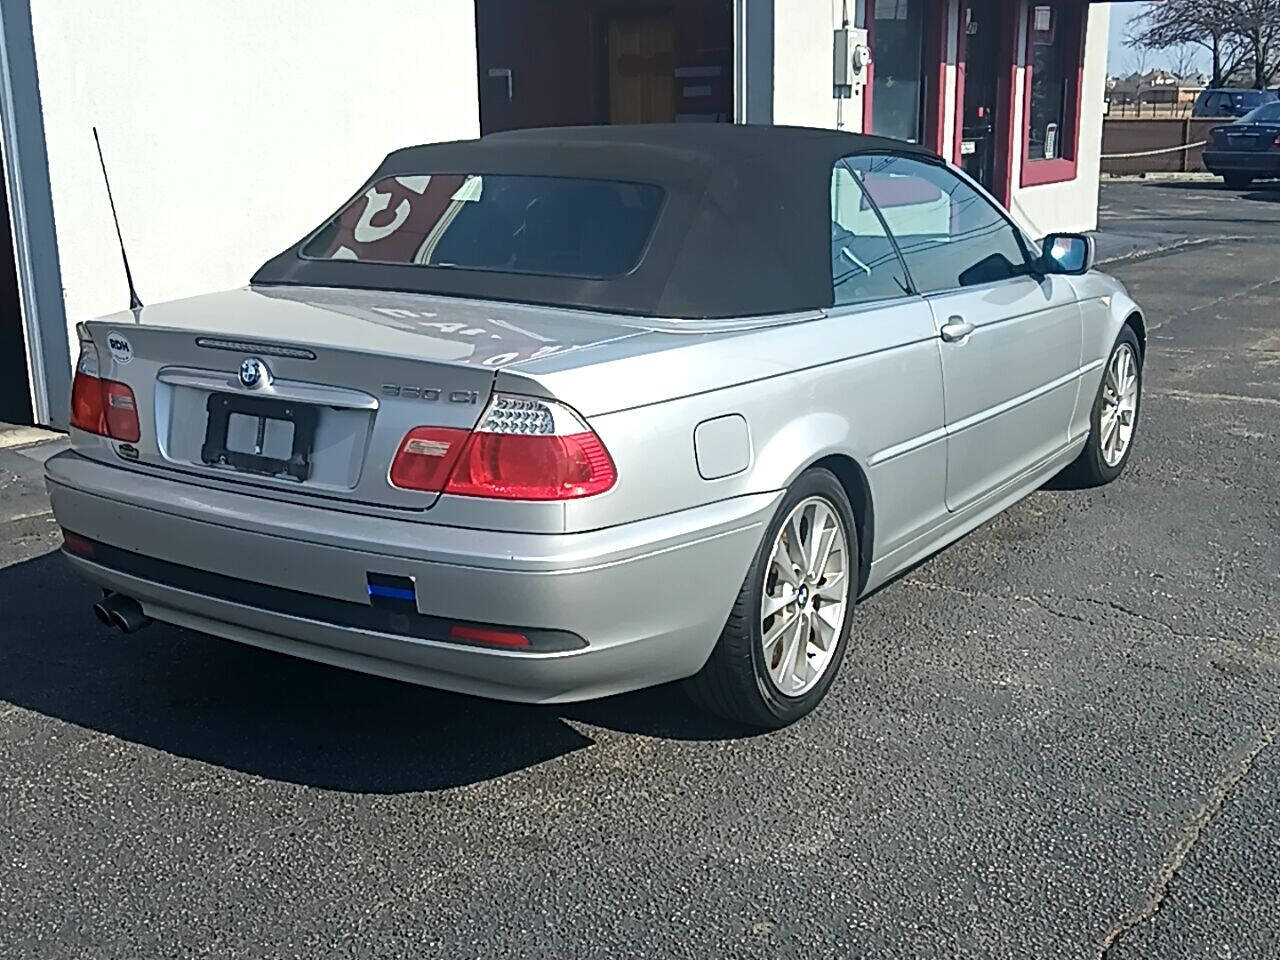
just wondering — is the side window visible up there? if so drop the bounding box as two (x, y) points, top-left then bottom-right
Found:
(849, 154), (1031, 293)
(829, 161), (910, 306)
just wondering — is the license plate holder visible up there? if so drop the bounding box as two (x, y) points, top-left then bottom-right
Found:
(201, 394), (317, 481)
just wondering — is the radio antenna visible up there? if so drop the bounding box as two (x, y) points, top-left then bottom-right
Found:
(92, 126), (143, 310)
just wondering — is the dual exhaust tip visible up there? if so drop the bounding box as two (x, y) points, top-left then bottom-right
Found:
(92, 593), (151, 634)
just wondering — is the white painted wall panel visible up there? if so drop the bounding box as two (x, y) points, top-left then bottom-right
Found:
(1008, 2), (1110, 236)
(29, 0), (479, 345)
(773, 0), (844, 129)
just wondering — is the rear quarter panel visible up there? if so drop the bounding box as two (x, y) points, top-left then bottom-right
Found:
(498, 300), (949, 560)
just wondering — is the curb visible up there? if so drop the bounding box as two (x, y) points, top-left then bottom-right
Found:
(0, 425), (63, 451)
(1102, 172), (1218, 183)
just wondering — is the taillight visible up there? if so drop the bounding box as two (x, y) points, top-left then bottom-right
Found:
(388, 426), (470, 491)
(103, 381), (141, 442)
(70, 335), (106, 435)
(1273, 132), (1280, 149)
(388, 394), (617, 500)
(69, 334), (140, 442)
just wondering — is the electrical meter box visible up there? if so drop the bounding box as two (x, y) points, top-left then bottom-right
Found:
(833, 27), (871, 94)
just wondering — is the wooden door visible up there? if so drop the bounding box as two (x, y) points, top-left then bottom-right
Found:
(608, 13), (676, 124)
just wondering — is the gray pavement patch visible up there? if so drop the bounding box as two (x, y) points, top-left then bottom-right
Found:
(1099, 726), (1280, 959)
(0, 442), (65, 527)
(1148, 387), (1280, 408)
(1091, 233), (1202, 266)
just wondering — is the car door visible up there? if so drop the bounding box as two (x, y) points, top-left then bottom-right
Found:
(828, 158), (950, 555)
(850, 153), (1083, 512)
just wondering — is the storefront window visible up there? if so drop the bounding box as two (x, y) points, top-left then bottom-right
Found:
(871, 0), (925, 143)
(1026, 3), (1076, 161)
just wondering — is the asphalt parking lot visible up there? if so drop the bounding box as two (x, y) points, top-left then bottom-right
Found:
(2, 180), (1278, 959)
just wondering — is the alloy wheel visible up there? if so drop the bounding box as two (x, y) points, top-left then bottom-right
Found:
(1100, 343), (1140, 467)
(759, 496), (850, 697)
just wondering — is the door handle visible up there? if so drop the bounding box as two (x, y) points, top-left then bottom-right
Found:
(940, 317), (975, 342)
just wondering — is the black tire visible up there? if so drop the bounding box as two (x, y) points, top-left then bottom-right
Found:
(1223, 174), (1253, 190)
(684, 468), (858, 729)
(1062, 326), (1143, 487)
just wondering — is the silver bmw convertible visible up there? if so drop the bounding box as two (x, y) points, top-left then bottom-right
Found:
(47, 125), (1144, 728)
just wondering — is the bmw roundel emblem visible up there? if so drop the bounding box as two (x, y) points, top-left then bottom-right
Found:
(239, 357), (269, 389)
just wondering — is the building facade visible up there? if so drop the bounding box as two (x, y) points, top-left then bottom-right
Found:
(1, 0), (1111, 428)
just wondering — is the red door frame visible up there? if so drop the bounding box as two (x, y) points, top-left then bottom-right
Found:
(951, 0), (1019, 205)
(861, 0), (949, 154)
(1019, 2), (1086, 187)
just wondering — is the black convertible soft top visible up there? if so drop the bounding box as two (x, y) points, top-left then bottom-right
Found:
(252, 124), (937, 320)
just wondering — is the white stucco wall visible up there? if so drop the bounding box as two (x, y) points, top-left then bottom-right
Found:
(1007, 2), (1111, 236)
(773, 0), (850, 130)
(29, 0), (479, 347)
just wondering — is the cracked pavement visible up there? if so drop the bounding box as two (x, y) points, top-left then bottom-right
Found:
(1, 181), (1278, 958)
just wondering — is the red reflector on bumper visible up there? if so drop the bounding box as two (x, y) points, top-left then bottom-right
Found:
(62, 531), (95, 557)
(448, 624), (531, 649)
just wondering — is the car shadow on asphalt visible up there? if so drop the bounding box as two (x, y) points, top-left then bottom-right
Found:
(0, 550), (752, 795)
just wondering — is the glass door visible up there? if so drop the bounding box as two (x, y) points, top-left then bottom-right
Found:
(959, 0), (1001, 188)
(871, 0), (926, 143)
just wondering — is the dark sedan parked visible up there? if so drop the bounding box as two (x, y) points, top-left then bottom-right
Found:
(1203, 101), (1280, 188)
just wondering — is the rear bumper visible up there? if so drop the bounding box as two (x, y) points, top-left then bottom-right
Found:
(46, 451), (777, 703)
(1202, 150), (1280, 176)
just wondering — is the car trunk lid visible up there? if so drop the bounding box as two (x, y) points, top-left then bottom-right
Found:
(82, 285), (644, 510)
(1212, 124), (1280, 152)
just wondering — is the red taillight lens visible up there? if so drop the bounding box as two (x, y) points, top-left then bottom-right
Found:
(70, 371), (107, 435)
(103, 381), (140, 442)
(388, 426), (470, 491)
(445, 431), (616, 500)
(68, 334), (140, 442)
(70, 372), (139, 441)
(448, 393), (616, 500)
(391, 395), (617, 501)
(70, 335), (106, 434)
(1273, 132), (1280, 149)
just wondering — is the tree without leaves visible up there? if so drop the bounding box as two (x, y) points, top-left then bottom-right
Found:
(1167, 43), (1200, 80)
(1235, 0), (1280, 87)
(1127, 0), (1253, 86)
(1124, 35), (1150, 78)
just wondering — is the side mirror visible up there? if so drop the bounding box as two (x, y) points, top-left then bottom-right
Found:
(1040, 233), (1094, 276)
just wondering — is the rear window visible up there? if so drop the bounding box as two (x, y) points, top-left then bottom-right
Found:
(1241, 102), (1280, 123)
(1232, 90), (1277, 107)
(301, 174), (664, 280)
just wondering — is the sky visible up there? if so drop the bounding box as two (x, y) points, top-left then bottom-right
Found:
(1106, 4), (1142, 74)
(1111, 2), (1208, 77)
(1106, 2), (1210, 77)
